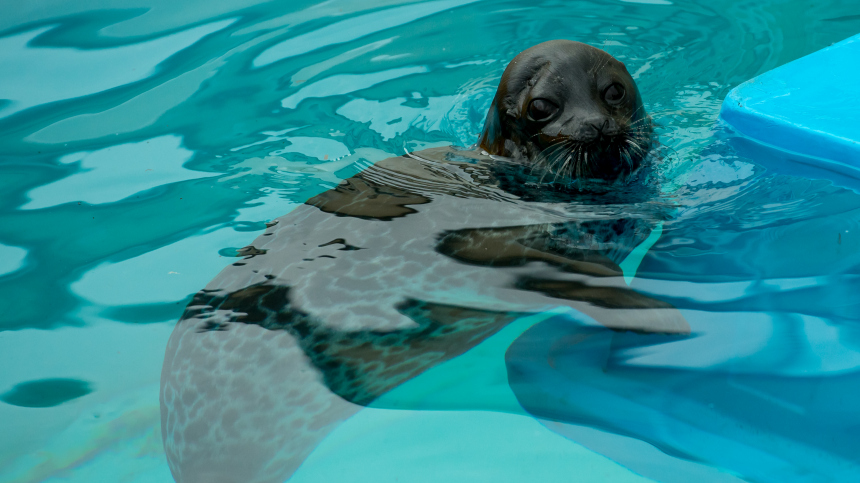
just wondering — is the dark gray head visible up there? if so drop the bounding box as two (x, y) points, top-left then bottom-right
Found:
(478, 40), (652, 181)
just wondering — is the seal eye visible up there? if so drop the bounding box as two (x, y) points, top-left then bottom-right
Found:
(604, 83), (626, 105)
(527, 98), (558, 122)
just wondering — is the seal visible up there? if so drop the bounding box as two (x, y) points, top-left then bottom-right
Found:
(479, 40), (652, 181)
(160, 41), (680, 483)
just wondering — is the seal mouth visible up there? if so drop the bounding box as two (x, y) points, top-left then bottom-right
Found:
(531, 129), (652, 182)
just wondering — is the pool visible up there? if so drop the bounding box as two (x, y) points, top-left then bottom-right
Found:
(1, 1), (859, 482)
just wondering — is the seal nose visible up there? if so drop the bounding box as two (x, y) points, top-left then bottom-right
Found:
(575, 117), (616, 142)
(590, 119), (609, 138)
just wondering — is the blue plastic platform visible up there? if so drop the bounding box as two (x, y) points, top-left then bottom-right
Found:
(720, 33), (860, 168)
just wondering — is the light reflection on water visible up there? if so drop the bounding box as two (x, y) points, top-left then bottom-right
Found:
(1, 1), (860, 482)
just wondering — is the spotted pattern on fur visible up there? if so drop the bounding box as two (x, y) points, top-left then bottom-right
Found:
(160, 147), (684, 483)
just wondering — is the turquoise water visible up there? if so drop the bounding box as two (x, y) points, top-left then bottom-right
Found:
(2, 1), (860, 482)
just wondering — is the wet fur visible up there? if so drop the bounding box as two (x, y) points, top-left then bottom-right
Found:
(479, 40), (653, 181)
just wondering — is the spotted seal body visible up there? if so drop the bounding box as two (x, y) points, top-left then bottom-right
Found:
(161, 42), (682, 483)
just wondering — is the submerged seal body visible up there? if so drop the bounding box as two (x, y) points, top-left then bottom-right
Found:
(160, 41), (679, 483)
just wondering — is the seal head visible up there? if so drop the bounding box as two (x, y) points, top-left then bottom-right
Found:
(479, 40), (652, 180)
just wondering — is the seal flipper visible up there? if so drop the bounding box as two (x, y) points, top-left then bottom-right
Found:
(437, 223), (690, 335)
(300, 298), (526, 407)
(194, 283), (526, 407)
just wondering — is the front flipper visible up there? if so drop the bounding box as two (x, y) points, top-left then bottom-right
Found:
(436, 222), (690, 335)
(186, 284), (529, 406)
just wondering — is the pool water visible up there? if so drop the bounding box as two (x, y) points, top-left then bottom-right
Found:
(1, 1), (860, 482)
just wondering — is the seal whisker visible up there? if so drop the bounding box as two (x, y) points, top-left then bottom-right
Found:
(529, 139), (557, 171)
(571, 144), (584, 179)
(626, 138), (646, 156)
(622, 146), (634, 170)
(625, 104), (649, 122)
(627, 118), (651, 130)
(624, 144), (642, 157)
(581, 148), (589, 179)
(554, 144), (576, 182)
(534, 139), (568, 182)
(552, 153), (569, 183)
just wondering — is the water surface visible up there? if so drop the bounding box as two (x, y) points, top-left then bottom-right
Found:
(1, 1), (860, 482)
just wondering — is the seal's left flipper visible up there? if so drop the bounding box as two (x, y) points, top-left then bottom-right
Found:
(181, 283), (528, 407)
(436, 224), (690, 335)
